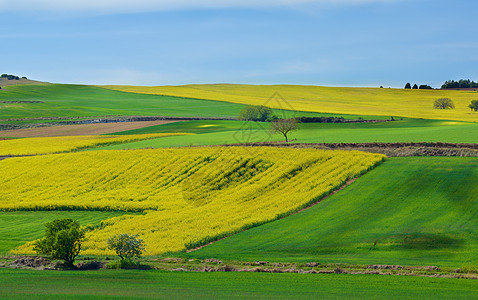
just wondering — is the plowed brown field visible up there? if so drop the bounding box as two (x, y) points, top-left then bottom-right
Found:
(0, 120), (180, 137)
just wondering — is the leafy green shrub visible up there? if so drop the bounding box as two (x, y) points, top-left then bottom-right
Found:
(460, 264), (478, 274)
(33, 218), (85, 268)
(107, 233), (145, 261)
(106, 259), (140, 269)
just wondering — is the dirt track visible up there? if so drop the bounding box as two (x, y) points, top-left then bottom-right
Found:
(221, 142), (478, 157)
(0, 120), (181, 137)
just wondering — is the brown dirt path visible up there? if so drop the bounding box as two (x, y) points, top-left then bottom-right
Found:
(0, 120), (181, 137)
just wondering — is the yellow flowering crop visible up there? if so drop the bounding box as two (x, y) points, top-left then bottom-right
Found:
(104, 84), (478, 122)
(0, 133), (192, 156)
(2, 147), (385, 255)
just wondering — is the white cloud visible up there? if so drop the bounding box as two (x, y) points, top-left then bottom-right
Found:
(0, 0), (398, 14)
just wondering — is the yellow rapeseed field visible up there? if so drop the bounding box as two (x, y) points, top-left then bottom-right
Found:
(104, 84), (478, 122)
(0, 133), (192, 156)
(1, 147), (385, 255)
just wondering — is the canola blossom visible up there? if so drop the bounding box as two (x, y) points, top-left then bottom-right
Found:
(105, 84), (478, 122)
(0, 133), (192, 156)
(1, 147), (385, 255)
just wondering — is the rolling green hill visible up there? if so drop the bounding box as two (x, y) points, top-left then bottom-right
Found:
(0, 84), (244, 120)
(0, 84), (340, 121)
(187, 157), (478, 267)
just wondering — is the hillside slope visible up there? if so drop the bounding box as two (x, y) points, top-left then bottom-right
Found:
(105, 84), (478, 122)
(188, 157), (478, 267)
(0, 147), (384, 255)
(0, 84), (245, 120)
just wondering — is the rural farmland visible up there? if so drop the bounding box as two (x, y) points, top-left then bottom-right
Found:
(2, 1), (478, 298)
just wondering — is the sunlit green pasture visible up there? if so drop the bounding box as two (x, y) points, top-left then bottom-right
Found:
(188, 157), (478, 267)
(0, 269), (476, 299)
(99, 118), (478, 150)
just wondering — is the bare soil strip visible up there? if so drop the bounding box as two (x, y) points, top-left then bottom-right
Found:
(0, 121), (179, 137)
(2, 256), (477, 279)
(220, 142), (478, 157)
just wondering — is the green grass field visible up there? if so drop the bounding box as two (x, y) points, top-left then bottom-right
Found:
(0, 211), (128, 255)
(0, 84), (244, 119)
(0, 269), (476, 299)
(0, 84), (352, 121)
(187, 157), (478, 267)
(98, 118), (478, 149)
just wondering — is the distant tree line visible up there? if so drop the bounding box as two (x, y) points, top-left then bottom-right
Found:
(441, 79), (478, 89)
(404, 83), (433, 89)
(1, 74), (27, 80)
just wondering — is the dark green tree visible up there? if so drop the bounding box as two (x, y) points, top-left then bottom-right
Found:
(33, 219), (85, 268)
(434, 98), (455, 109)
(469, 100), (478, 112)
(404, 83), (411, 89)
(238, 105), (276, 122)
(419, 84), (433, 89)
(412, 84), (418, 89)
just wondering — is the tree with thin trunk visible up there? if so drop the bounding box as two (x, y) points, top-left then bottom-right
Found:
(269, 118), (299, 142)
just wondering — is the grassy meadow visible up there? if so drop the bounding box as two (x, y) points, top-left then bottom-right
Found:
(188, 157), (478, 267)
(1, 269), (477, 299)
(105, 84), (478, 122)
(0, 211), (127, 255)
(99, 119), (478, 150)
(0, 84), (339, 121)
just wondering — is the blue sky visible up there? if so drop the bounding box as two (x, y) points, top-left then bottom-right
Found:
(1, 0), (477, 87)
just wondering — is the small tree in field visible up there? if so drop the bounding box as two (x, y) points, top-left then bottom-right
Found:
(107, 234), (145, 262)
(469, 100), (478, 112)
(238, 105), (276, 122)
(434, 98), (455, 109)
(34, 218), (85, 268)
(269, 118), (299, 142)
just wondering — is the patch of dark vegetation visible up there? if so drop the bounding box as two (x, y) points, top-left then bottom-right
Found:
(0, 101), (44, 104)
(220, 142), (478, 157)
(1, 74), (21, 80)
(294, 116), (395, 123)
(396, 233), (463, 250)
(106, 259), (151, 270)
(75, 260), (106, 270)
(0, 206), (145, 213)
(441, 79), (478, 89)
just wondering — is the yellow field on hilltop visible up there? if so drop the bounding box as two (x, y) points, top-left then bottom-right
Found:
(1, 147), (385, 255)
(104, 84), (478, 122)
(0, 133), (191, 156)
